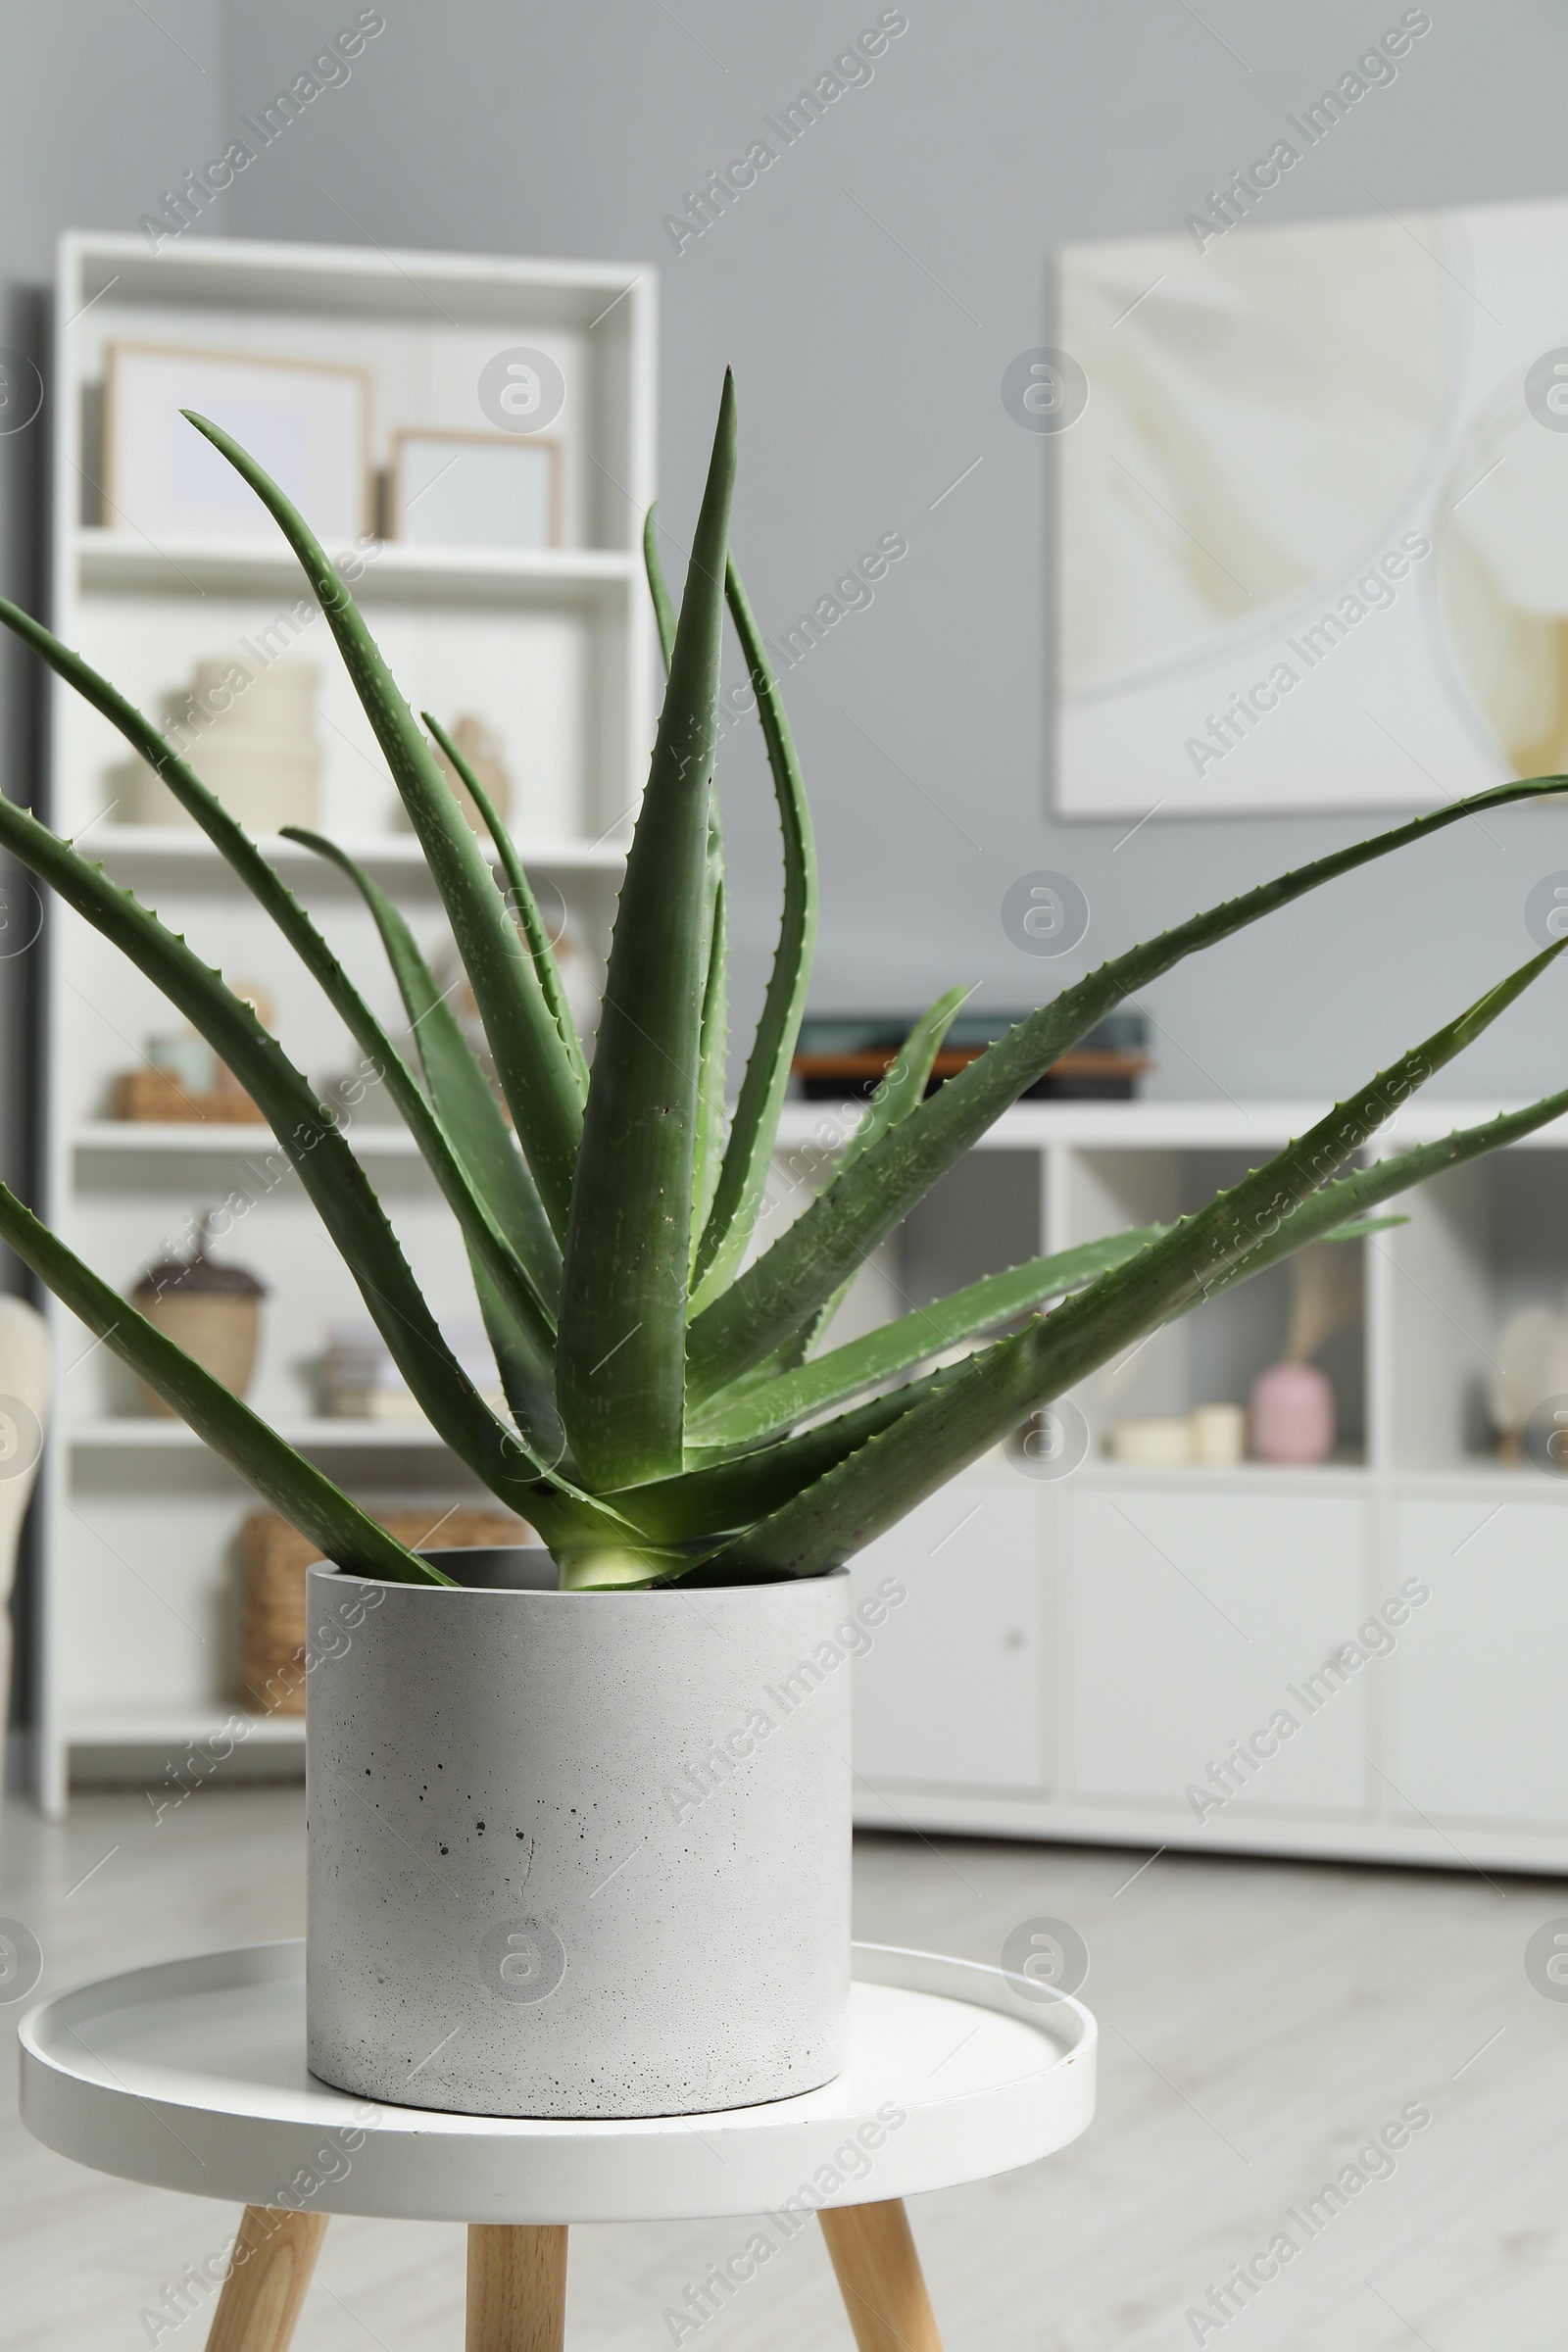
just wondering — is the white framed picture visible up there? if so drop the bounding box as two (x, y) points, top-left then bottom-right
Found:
(103, 343), (370, 546)
(389, 428), (562, 551)
(1054, 194), (1568, 818)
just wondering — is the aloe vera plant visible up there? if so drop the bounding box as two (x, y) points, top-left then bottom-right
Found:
(2, 377), (1566, 1592)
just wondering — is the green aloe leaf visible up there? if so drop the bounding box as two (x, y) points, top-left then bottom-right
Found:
(789, 985), (972, 1365)
(181, 411), (584, 1238)
(694, 866), (729, 1252)
(1179, 1113), (1568, 1313)
(687, 557), (819, 1311)
(686, 774), (1568, 1397)
(695, 988), (973, 1404)
(1310, 1213), (1406, 1245)
(281, 829), (561, 1313)
(556, 372), (738, 1485)
(644, 503), (677, 672)
(648, 504), (729, 1260)
(689, 1219), (1168, 1453)
(691, 1185), (1392, 1477)
(466, 1256), (564, 1474)
(841, 988), (972, 1178)
(422, 709), (588, 1101)
(615, 1359), (972, 1544)
(0, 594), (565, 1382)
(0, 788), (555, 1503)
(283, 828), (564, 1460)
(0, 1183), (451, 1585)
(702, 944), (1567, 1576)
(667, 1195), (1400, 1524)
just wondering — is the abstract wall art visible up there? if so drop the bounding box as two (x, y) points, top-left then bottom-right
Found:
(1054, 195), (1568, 818)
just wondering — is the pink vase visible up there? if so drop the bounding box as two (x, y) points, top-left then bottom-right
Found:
(1250, 1360), (1335, 1464)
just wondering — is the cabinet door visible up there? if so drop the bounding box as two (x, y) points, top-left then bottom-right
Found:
(848, 1466), (1045, 1792)
(1396, 1497), (1568, 1827)
(1069, 1490), (1369, 1814)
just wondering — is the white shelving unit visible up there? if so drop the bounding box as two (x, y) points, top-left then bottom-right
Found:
(762, 1096), (1568, 1877)
(31, 231), (656, 1814)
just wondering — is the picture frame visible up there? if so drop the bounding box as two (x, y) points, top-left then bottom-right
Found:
(103, 342), (370, 546)
(388, 427), (563, 551)
(1053, 193), (1568, 821)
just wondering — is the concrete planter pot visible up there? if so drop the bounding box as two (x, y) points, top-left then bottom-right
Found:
(305, 1549), (856, 2120)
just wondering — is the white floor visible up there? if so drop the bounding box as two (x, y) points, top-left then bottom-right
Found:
(4, 1781), (1568, 2351)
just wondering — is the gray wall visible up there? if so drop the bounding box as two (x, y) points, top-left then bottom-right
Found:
(0, 4), (225, 1216)
(8, 0), (1568, 1121)
(227, 0), (1568, 1105)
(0, 1), (226, 1729)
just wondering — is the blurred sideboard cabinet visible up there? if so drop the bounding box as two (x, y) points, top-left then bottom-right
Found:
(813, 1096), (1568, 1876)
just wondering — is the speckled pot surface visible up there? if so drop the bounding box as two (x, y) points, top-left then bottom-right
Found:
(305, 1554), (853, 2119)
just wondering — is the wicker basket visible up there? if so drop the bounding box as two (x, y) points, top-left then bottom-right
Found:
(113, 1068), (267, 1122)
(239, 1507), (534, 1716)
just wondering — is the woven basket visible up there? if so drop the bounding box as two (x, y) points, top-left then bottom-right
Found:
(239, 1507), (533, 1716)
(113, 1068), (266, 1122)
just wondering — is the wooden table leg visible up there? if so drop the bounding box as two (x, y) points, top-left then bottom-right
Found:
(466, 2224), (567, 2352)
(204, 2207), (329, 2352)
(819, 2199), (945, 2352)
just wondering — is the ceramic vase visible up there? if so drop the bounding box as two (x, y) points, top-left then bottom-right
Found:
(1250, 1359), (1335, 1464)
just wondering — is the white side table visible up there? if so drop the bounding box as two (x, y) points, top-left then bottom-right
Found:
(19, 1938), (1096, 2352)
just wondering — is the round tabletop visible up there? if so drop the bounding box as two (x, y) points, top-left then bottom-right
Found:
(19, 1938), (1096, 2226)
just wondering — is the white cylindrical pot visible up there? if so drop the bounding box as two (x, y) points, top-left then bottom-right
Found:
(306, 1555), (853, 2120)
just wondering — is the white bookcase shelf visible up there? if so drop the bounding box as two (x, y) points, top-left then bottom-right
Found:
(74, 825), (628, 867)
(71, 1121), (425, 1156)
(75, 529), (640, 603)
(68, 1419), (455, 1450)
(765, 1098), (1568, 1876)
(67, 1706), (306, 1751)
(30, 231), (656, 1814)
